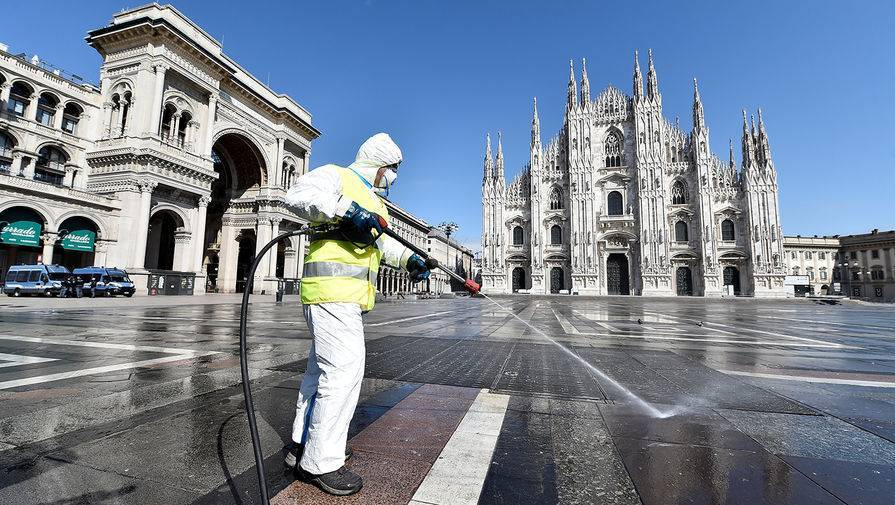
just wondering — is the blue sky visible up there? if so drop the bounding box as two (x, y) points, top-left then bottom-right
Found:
(5, 1), (894, 249)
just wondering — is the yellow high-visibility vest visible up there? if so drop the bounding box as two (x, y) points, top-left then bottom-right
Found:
(300, 166), (389, 311)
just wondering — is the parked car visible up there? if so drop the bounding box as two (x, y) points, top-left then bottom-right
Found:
(3, 264), (70, 297)
(72, 267), (136, 297)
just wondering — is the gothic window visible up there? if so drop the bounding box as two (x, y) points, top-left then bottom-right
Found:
(549, 187), (563, 210)
(721, 219), (735, 241)
(607, 191), (623, 216)
(512, 226), (523, 245)
(671, 180), (688, 205)
(674, 221), (688, 242)
(604, 131), (623, 167)
(550, 224), (562, 245)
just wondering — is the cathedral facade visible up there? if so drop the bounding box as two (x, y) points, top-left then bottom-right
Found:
(481, 51), (787, 297)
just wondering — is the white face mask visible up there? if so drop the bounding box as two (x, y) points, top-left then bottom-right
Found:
(374, 168), (398, 196)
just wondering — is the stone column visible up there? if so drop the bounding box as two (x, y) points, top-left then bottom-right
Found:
(0, 82), (11, 112)
(10, 152), (23, 176)
(283, 247), (297, 280)
(117, 98), (130, 137)
(53, 104), (65, 130)
(132, 181), (157, 269)
(217, 223), (239, 293)
(62, 163), (77, 187)
(253, 217), (272, 292)
(169, 113), (180, 144)
(267, 218), (281, 278)
(204, 94), (217, 156)
(149, 65), (168, 135)
(93, 240), (108, 267)
(193, 196), (210, 272)
(295, 234), (307, 277)
(25, 93), (38, 121)
(41, 234), (57, 264)
(274, 137), (285, 187)
(173, 230), (192, 271)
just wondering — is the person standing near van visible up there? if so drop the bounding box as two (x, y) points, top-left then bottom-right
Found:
(89, 276), (98, 298)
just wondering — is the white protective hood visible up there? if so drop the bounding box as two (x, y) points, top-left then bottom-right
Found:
(347, 133), (403, 187)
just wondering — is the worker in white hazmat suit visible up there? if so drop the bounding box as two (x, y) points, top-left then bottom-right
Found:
(282, 133), (430, 496)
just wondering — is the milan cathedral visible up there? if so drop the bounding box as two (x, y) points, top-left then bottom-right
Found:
(480, 51), (787, 297)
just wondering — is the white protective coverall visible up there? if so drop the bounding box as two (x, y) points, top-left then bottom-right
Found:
(284, 133), (413, 475)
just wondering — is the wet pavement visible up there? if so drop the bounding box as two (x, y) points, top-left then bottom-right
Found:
(1, 294), (894, 504)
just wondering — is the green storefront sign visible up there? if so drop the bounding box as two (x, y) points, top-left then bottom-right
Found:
(61, 229), (96, 251)
(0, 220), (41, 247)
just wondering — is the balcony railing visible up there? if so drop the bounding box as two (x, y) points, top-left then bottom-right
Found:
(33, 169), (64, 186)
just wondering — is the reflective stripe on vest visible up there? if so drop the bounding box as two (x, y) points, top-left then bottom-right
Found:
(300, 166), (389, 311)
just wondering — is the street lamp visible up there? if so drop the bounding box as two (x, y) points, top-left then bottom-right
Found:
(437, 222), (459, 291)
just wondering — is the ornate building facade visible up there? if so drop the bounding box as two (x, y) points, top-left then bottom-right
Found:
(481, 52), (787, 297)
(0, 4), (471, 297)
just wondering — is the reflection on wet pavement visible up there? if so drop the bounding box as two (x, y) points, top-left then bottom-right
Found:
(0, 295), (894, 504)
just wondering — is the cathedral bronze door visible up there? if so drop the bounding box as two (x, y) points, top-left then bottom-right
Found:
(550, 267), (564, 293)
(723, 266), (741, 295)
(512, 267), (526, 292)
(606, 254), (629, 295)
(676, 266), (693, 296)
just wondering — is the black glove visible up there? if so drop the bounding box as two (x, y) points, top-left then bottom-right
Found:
(341, 202), (383, 244)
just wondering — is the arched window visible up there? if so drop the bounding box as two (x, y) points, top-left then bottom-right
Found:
(177, 111), (192, 148)
(607, 191), (623, 216)
(604, 131), (623, 167)
(282, 159), (298, 188)
(549, 187), (563, 210)
(805, 251), (813, 260)
(721, 219), (735, 241)
(550, 224), (562, 245)
(674, 221), (689, 242)
(0, 131), (14, 174)
(61, 102), (83, 135)
(512, 226), (523, 245)
(7, 82), (33, 117)
(160, 103), (177, 141)
(818, 252), (826, 260)
(35, 146), (67, 185)
(36, 92), (59, 126)
(671, 180), (688, 205)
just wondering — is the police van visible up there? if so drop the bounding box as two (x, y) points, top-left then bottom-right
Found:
(3, 264), (70, 297)
(72, 267), (136, 297)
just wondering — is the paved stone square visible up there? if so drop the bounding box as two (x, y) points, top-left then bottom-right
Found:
(1, 295), (894, 504)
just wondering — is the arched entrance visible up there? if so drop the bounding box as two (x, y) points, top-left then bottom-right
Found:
(676, 266), (694, 296)
(512, 267), (526, 292)
(205, 132), (266, 293)
(0, 206), (48, 281)
(550, 267), (564, 293)
(723, 266), (741, 295)
(54, 216), (99, 270)
(606, 254), (630, 295)
(145, 210), (185, 270)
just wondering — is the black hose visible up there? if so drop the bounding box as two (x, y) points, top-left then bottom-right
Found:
(239, 228), (309, 505)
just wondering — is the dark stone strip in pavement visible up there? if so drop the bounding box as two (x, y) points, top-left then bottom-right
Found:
(272, 383), (477, 505)
(611, 436), (846, 505)
(477, 399), (558, 505)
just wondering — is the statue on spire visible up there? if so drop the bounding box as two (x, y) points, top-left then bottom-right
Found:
(483, 132), (493, 183)
(496, 131), (505, 185)
(567, 59), (578, 110)
(531, 97), (541, 147)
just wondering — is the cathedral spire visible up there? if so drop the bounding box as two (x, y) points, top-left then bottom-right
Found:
(633, 50), (643, 100)
(496, 131), (505, 185)
(757, 108), (772, 167)
(531, 97), (541, 147)
(692, 78), (705, 131)
(580, 58), (590, 104)
(742, 109), (755, 167)
(567, 59), (578, 110)
(729, 138), (736, 168)
(646, 49), (660, 101)
(483, 132), (493, 183)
